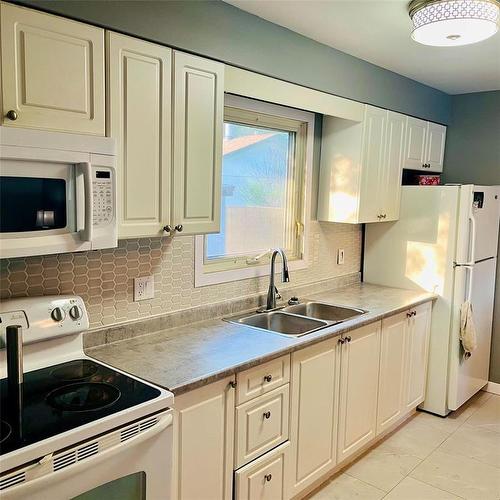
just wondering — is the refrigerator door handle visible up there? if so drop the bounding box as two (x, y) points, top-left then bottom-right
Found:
(462, 264), (474, 303)
(466, 213), (477, 266)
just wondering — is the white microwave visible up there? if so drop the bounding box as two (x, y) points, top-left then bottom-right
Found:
(0, 127), (117, 258)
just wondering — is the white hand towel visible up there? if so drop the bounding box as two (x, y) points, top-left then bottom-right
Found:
(460, 301), (477, 354)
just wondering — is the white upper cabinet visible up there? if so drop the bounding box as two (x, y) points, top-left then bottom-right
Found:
(404, 117), (427, 170)
(404, 117), (446, 172)
(108, 43), (223, 238)
(107, 32), (172, 239)
(426, 122), (447, 172)
(318, 105), (405, 224)
(0, 2), (105, 135)
(172, 51), (224, 235)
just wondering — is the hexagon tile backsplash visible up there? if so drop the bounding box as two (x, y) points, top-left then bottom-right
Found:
(0, 222), (361, 328)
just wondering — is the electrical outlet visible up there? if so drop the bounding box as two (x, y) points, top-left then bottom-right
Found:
(134, 276), (154, 301)
(337, 248), (345, 265)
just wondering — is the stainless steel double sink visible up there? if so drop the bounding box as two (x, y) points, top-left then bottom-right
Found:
(224, 301), (367, 337)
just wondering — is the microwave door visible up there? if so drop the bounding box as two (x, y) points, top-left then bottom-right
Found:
(0, 160), (77, 237)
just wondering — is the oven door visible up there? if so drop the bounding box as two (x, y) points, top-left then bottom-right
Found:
(1, 410), (173, 500)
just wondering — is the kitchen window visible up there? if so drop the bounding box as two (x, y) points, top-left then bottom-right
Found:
(195, 96), (314, 286)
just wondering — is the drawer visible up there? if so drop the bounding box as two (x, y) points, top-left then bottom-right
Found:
(237, 355), (290, 404)
(235, 385), (289, 468)
(235, 442), (289, 500)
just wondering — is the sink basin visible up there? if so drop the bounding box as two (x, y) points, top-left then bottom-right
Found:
(283, 302), (366, 322)
(229, 311), (328, 337)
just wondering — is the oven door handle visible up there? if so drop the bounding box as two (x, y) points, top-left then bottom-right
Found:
(76, 162), (94, 243)
(3, 411), (173, 498)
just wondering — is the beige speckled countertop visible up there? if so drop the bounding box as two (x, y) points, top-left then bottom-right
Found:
(86, 283), (436, 395)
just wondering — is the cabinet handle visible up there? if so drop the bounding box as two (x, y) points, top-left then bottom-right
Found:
(264, 474), (272, 482)
(407, 311), (412, 318)
(175, 224), (183, 232)
(263, 374), (273, 383)
(345, 336), (351, 343)
(6, 110), (18, 121)
(412, 310), (417, 316)
(338, 338), (345, 345)
(228, 380), (237, 389)
(163, 225), (172, 233)
(382, 214), (387, 219)
(263, 411), (271, 419)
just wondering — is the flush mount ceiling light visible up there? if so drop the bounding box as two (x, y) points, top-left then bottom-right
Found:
(408, 0), (500, 46)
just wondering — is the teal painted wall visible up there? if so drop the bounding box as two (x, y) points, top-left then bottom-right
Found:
(442, 91), (500, 185)
(13, 0), (451, 124)
(442, 90), (500, 384)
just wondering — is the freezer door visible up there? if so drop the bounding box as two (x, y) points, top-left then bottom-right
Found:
(455, 185), (500, 265)
(448, 257), (496, 411)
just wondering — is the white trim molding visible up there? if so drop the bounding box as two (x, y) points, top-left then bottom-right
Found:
(195, 96), (315, 288)
(483, 381), (500, 395)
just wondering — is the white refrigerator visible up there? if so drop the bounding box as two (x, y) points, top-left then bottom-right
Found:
(364, 185), (500, 416)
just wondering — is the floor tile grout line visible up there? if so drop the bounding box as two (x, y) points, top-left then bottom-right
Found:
(342, 471), (388, 495)
(407, 476), (468, 500)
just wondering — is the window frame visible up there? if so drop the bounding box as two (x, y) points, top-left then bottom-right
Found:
(195, 95), (315, 287)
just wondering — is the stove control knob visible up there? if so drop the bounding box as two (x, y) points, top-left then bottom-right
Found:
(51, 307), (65, 322)
(69, 305), (82, 320)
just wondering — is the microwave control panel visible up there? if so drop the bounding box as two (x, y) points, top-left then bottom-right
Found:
(93, 169), (113, 227)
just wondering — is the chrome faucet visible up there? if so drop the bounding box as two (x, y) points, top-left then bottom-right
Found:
(265, 248), (290, 310)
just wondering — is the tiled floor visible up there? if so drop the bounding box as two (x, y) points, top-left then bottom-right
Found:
(308, 391), (500, 500)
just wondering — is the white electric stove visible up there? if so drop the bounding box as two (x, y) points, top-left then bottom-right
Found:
(0, 295), (173, 499)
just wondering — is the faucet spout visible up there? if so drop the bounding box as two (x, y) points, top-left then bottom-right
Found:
(266, 248), (290, 310)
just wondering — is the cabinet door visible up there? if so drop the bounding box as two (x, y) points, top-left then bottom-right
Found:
(289, 338), (339, 497)
(172, 377), (235, 500)
(0, 3), (104, 135)
(359, 106), (387, 223)
(107, 32), (172, 238)
(404, 117), (427, 170)
(172, 51), (223, 235)
(337, 323), (381, 463)
(381, 112), (405, 221)
(426, 122), (446, 172)
(405, 302), (432, 410)
(377, 312), (407, 434)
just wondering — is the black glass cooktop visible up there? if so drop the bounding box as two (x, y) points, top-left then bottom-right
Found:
(0, 359), (161, 456)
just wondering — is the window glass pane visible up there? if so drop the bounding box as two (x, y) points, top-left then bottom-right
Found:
(206, 121), (294, 260)
(72, 472), (146, 500)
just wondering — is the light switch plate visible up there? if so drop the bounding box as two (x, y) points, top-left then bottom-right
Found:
(337, 249), (345, 265)
(134, 276), (154, 301)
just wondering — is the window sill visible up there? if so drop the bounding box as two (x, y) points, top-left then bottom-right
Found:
(194, 235), (308, 287)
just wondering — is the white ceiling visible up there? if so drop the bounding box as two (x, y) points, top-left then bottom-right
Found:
(224, 0), (500, 94)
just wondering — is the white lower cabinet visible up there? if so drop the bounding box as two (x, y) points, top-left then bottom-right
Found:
(173, 303), (432, 500)
(337, 322), (381, 463)
(289, 338), (340, 497)
(171, 376), (235, 500)
(235, 442), (290, 500)
(405, 302), (432, 410)
(377, 311), (407, 434)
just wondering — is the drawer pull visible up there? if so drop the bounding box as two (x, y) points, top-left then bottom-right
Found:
(264, 474), (272, 482)
(263, 374), (273, 383)
(263, 411), (271, 419)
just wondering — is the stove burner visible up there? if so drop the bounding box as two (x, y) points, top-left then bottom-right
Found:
(51, 360), (99, 381)
(47, 383), (121, 412)
(0, 420), (12, 444)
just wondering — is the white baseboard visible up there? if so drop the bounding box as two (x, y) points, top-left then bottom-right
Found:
(483, 381), (500, 395)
